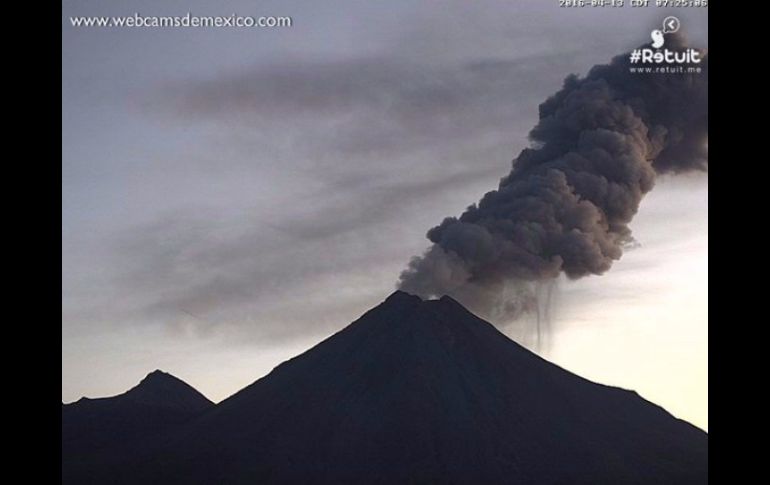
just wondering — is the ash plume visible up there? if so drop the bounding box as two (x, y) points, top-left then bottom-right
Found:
(398, 34), (708, 330)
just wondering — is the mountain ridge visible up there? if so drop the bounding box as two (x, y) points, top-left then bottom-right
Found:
(65, 369), (213, 407)
(62, 369), (215, 480)
(63, 291), (707, 484)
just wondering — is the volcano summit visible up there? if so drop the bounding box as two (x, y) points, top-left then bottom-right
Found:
(62, 291), (707, 484)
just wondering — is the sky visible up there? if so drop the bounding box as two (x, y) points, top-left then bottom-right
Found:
(62, 0), (708, 430)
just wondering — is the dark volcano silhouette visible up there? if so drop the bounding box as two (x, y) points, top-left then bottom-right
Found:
(62, 370), (213, 480)
(63, 291), (707, 484)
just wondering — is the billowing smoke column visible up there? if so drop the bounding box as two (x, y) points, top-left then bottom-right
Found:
(398, 34), (708, 326)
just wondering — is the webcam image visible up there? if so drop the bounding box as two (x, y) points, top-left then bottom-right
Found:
(62, 1), (707, 483)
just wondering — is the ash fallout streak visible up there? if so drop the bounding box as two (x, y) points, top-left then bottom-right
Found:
(398, 33), (708, 340)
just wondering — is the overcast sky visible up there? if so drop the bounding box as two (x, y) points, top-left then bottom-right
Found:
(62, 0), (708, 429)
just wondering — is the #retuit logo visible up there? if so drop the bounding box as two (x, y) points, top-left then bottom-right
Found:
(629, 16), (703, 69)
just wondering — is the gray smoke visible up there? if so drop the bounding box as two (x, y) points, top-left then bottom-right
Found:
(398, 34), (708, 328)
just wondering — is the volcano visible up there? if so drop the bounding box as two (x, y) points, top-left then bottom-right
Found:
(62, 291), (707, 484)
(62, 370), (214, 480)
